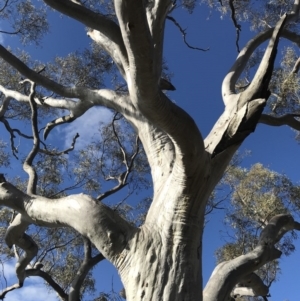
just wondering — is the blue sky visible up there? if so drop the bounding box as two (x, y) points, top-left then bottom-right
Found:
(1, 2), (300, 301)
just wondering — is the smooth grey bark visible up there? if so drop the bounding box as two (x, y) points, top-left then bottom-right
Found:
(0, 1), (300, 301)
(203, 214), (300, 301)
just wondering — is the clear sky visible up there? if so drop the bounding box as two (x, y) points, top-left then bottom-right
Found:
(1, 2), (300, 301)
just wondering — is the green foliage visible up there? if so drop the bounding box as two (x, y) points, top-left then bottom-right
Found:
(268, 47), (300, 115)
(0, 141), (10, 168)
(216, 163), (300, 287)
(72, 115), (150, 198)
(46, 44), (115, 90)
(0, 0), (49, 45)
(202, 0), (297, 31)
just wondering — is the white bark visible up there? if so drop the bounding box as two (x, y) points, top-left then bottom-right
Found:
(204, 214), (300, 301)
(0, 182), (135, 261)
(0, 1), (300, 300)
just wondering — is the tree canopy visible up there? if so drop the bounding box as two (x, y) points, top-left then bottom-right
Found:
(0, 1), (300, 301)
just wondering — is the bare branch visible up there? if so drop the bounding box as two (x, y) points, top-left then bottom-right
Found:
(0, 182), (135, 263)
(291, 57), (300, 73)
(69, 238), (105, 301)
(26, 269), (68, 301)
(40, 133), (79, 156)
(4, 214), (37, 292)
(228, 0), (241, 53)
(232, 273), (269, 299)
(222, 28), (300, 104)
(43, 115), (76, 140)
(44, 0), (128, 75)
(259, 214), (297, 245)
(43, 90), (132, 139)
(0, 117), (32, 159)
(259, 113), (300, 130)
(49, 178), (86, 198)
(147, 0), (173, 80)
(0, 282), (22, 300)
(97, 114), (141, 201)
(204, 214), (300, 301)
(0, 45), (80, 98)
(0, 0), (9, 13)
(167, 16), (209, 51)
(21, 80), (39, 195)
(240, 15), (287, 104)
(37, 236), (79, 263)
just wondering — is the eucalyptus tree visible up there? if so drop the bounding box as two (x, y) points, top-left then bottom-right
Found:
(215, 163), (300, 300)
(1, 1), (300, 301)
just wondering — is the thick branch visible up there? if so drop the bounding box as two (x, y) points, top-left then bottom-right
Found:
(232, 273), (269, 298)
(115, 0), (158, 97)
(0, 182), (136, 265)
(239, 14), (287, 104)
(43, 90), (133, 139)
(4, 214), (37, 287)
(206, 15), (288, 158)
(114, 1), (207, 178)
(43, 0), (128, 74)
(87, 29), (127, 79)
(147, 0), (173, 79)
(203, 214), (300, 301)
(222, 27), (300, 104)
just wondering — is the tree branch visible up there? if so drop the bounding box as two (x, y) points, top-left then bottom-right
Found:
(87, 29), (127, 79)
(43, 90), (133, 139)
(239, 14), (287, 105)
(147, 0), (173, 80)
(206, 16), (287, 158)
(203, 214), (300, 301)
(21, 80), (39, 195)
(44, 0), (129, 78)
(232, 273), (269, 298)
(26, 268), (68, 301)
(228, 0), (241, 53)
(115, 0), (158, 98)
(97, 115), (141, 201)
(0, 116), (33, 159)
(4, 214), (38, 289)
(222, 27), (300, 104)
(166, 16), (209, 51)
(0, 45), (81, 98)
(259, 113), (300, 130)
(69, 238), (105, 301)
(0, 181), (136, 264)
(40, 133), (79, 156)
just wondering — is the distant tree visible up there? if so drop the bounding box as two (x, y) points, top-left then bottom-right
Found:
(0, 1), (300, 301)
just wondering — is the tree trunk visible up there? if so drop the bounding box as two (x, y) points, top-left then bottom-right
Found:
(118, 224), (203, 301)
(114, 163), (218, 301)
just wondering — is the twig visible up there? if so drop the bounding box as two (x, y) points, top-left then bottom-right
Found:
(0, 0), (9, 13)
(166, 16), (209, 51)
(49, 178), (86, 198)
(97, 115), (141, 201)
(229, 0), (241, 53)
(39, 133), (80, 156)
